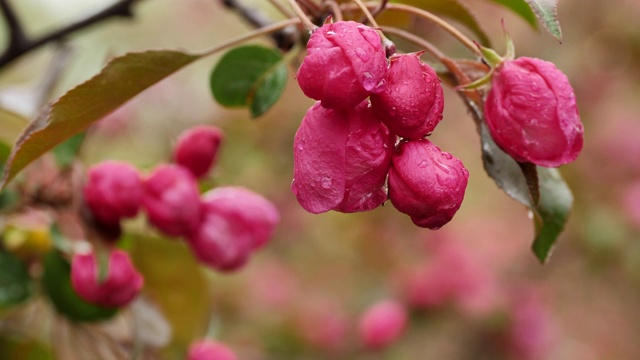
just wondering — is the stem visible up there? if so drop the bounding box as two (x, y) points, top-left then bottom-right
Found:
(222, 0), (299, 50)
(265, 0), (296, 18)
(379, 26), (483, 105)
(380, 26), (446, 62)
(0, 0), (138, 70)
(353, 0), (379, 28)
(287, 0), (318, 30)
(342, 2), (480, 56)
(200, 18), (302, 57)
(323, 0), (343, 22)
(370, 0), (388, 18)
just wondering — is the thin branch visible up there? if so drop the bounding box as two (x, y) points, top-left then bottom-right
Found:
(0, 0), (28, 53)
(221, 0), (299, 51)
(287, 0), (318, 31)
(380, 26), (446, 62)
(342, 2), (480, 56)
(265, 0), (296, 18)
(0, 0), (138, 70)
(200, 18), (301, 57)
(353, 0), (379, 28)
(323, 0), (343, 22)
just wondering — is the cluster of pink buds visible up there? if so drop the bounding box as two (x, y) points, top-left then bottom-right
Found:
(293, 20), (468, 229)
(80, 125), (279, 277)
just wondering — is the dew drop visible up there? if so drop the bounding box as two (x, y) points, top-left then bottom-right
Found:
(321, 176), (333, 189)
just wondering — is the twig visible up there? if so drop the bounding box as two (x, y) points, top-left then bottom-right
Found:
(221, 0), (299, 50)
(380, 26), (446, 62)
(342, 1), (480, 56)
(201, 18), (302, 57)
(0, 0), (138, 70)
(323, 0), (343, 22)
(287, 0), (318, 30)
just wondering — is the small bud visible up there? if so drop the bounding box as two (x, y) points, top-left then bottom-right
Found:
(296, 21), (387, 109)
(484, 57), (584, 167)
(201, 186), (279, 249)
(371, 53), (444, 139)
(188, 339), (237, 360)
(292, 101), (395, 214)
(71, 249), (143, 308)
(83, 161), (143, 226)
(388, 139), (468, 229)
(142, 164), (202, 237)
(358, 300), (408, 350)
(173, 125), (224, 178)
(186, 193), (256, 272)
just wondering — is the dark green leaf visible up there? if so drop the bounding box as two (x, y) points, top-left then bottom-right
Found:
(524, 0), (562, 41)
(41, 251), (117, 322)
(531, 167), (573, 263)
(396, 0), (491, 46)
(480, 123), (572, 263)
(485, 0), (538, 28)
(210, 45), (288, 118)
(0, 251), (32, 310)
(52, 132), (86, 168)
(0, 50), (201, 190)
(480, 123), (533, 208)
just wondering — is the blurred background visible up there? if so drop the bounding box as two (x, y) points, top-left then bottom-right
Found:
(0, 0), (639, 358)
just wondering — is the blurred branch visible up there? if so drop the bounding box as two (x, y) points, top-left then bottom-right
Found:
(0, 0), (139, 71)
(221, 0), (299, 51)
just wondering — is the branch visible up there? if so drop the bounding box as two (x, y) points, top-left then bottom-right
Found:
(221, 0), (299, 51)
(0, 0), (139, 71)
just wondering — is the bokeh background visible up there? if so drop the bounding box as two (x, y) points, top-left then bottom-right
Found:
(0, 0), (639, 358)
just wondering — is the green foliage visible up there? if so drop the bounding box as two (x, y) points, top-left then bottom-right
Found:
(479, 123), (572, 263)
(532, 167), (573, 263)
(486, 0), (538, 28)
(0, 50), (201, 190)
(0, 251), (32, 311)
(210, 45), (288, 118)
(41, 251), (117, 322)
(524, 0), (562, 41)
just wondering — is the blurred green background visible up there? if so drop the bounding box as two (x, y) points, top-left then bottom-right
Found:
(0, 0), (639, 359)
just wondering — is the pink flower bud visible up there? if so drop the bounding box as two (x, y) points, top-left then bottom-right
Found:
(83, 161), (143, 225)
(187, 190), (264, 271)
(358, 300), (408, 350)
(484, 57), (584, 167)
(188, 339), (237, 360)
(201, 186), (279, 249)
(388, 139), (468, 229)
(292, 101), (395, 214)
(173, 125), (224, 178)
(142, 164), (202, 237)
(296, 21), (387, 109)
(371, 53), (444, 139)
(71, 249), (143, 308)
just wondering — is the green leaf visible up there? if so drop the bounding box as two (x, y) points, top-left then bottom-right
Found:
(480, 123), (533, 208)
(0, 251), (32, 311)
(52, 132), (86, 168)
(531, 167), (573, 263)
(485, 0), (538, 28)
(524, 0), (562, 41)
(479, 123), (572, 263)
(41, 250), (118, 322)
(210, 45), (288, 118)
(396, 0), (491, 46)
(0, 50), (201, 190)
